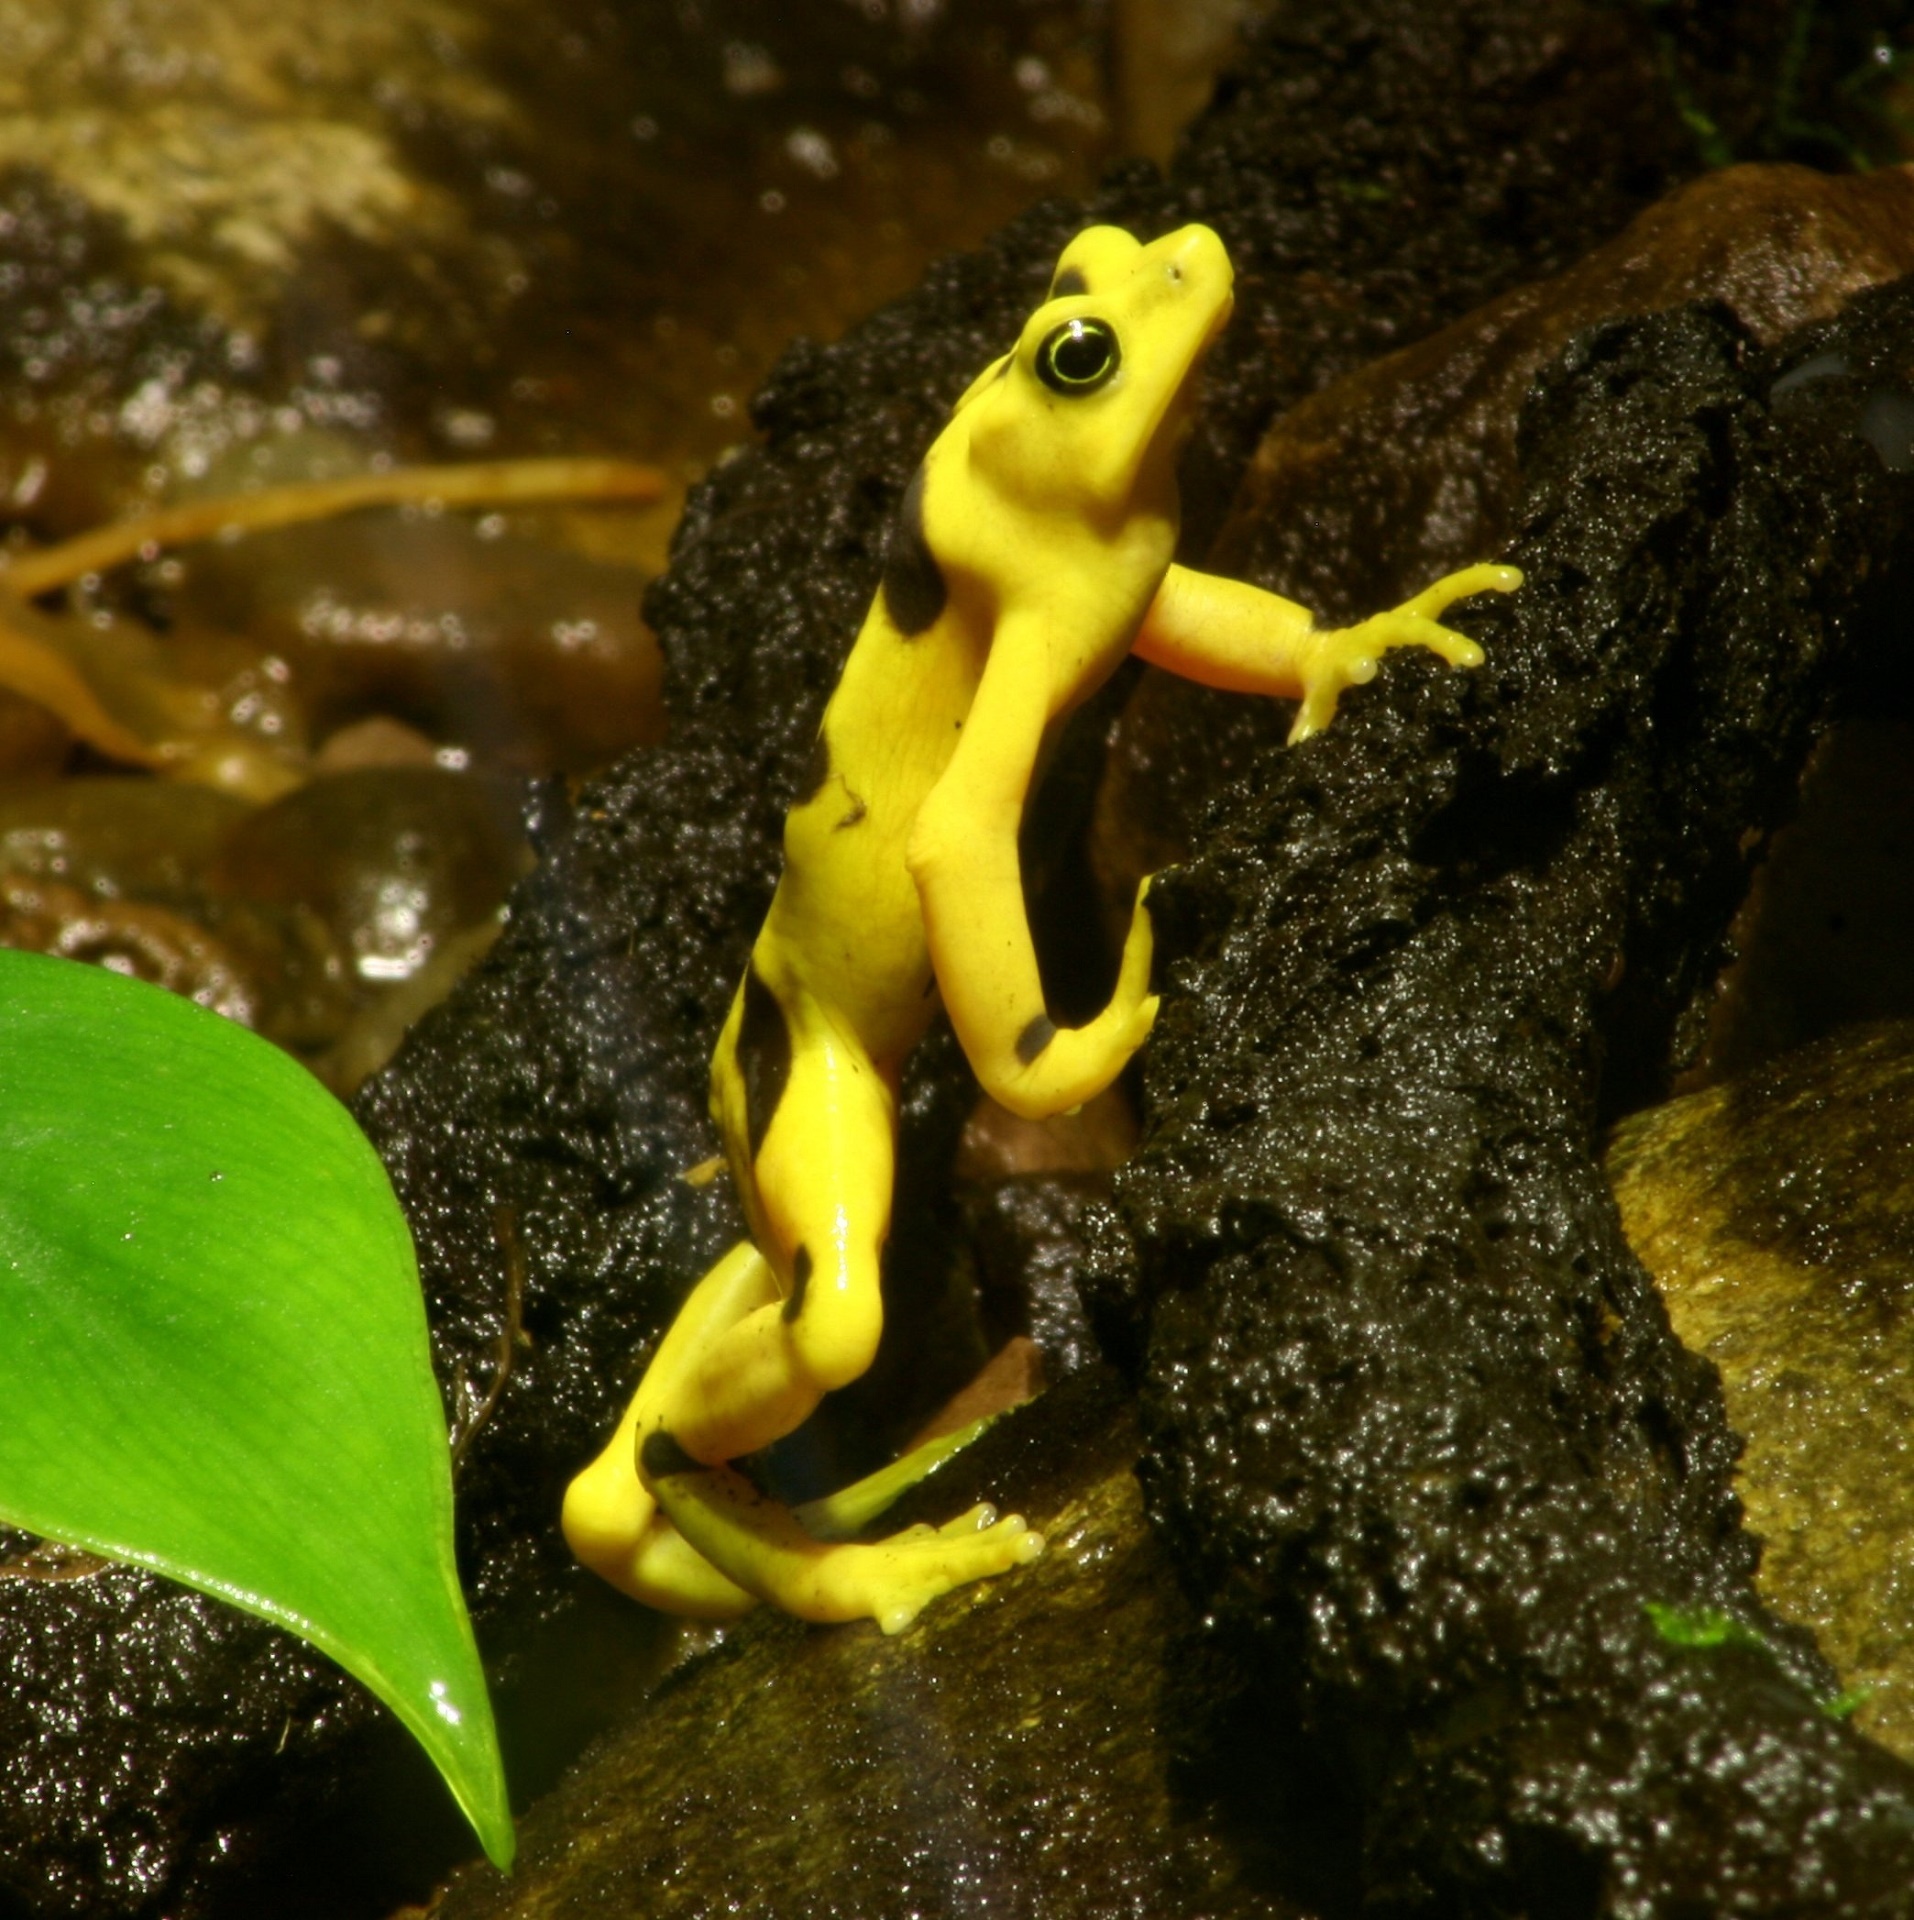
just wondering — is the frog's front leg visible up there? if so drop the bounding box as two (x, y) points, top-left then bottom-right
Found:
(1134, 561), (1521, 742)
(908, 619), (1158, 1122)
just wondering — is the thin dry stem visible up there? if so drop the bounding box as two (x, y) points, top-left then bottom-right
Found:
(0, 457), (668, 599)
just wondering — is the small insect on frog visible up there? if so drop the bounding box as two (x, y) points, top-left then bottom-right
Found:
(563, 222), (1519, 1632)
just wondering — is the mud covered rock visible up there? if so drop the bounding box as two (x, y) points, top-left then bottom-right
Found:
(1610, 1024), (1914, 1769)
(370, 0), (1702, 1622)
(1098, 279), (1914, 1910)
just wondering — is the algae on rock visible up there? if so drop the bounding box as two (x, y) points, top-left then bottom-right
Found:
(1612, 1025), (1914, 1765)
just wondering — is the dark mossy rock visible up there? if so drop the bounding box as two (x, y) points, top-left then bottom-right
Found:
(1610, 1023), (1914, 1769)
(3, 2), (1901, 1916)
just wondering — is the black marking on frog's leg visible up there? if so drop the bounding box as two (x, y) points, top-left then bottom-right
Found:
(794, 728), (833, 807)
(640, 1429), (704, 1481)
(881, 465), (946, 637)
(1016, 1013), (1056, 1064)
(737, 966), (793, 1158)
(834, 789), (868, 830)
(1051, 265), (1088, 298)
(781, 1245), (813, 1324)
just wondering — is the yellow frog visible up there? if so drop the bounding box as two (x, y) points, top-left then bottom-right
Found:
(562, 223), (1519, 1633)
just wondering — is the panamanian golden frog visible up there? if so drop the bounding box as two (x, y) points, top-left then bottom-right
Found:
(562, 222), (1520, 1632)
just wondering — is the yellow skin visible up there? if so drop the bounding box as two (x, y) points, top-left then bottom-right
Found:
(563, 223), (1521, 1633)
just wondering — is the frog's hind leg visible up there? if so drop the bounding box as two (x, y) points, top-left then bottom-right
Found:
(561, 1239), (772, 1618)
(665, 999), (901, 1465)
(648, 1008), (1045, 1630)
(642, 1431), (1043, 1635)
(795, 1413), (1006, 1540)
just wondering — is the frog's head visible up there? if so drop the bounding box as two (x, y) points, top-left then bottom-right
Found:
(955, 223), (1233, 528)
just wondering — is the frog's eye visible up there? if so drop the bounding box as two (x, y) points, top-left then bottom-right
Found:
(1036, 317), (1121, 395)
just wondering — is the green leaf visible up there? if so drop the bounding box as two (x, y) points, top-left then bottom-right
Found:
(0, 949), (512, 1869)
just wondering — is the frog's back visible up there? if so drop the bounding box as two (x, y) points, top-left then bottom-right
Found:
(745, 479), (986, 1064)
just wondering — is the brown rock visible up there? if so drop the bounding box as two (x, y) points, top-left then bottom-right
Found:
(0, 777), (250, 906)
(208, 766), (527, 988)
(953, 1083), (1138, 1183)
(1212, 163), (1914, 624)
(0, 687), (71, 781)
(174, 519), (666, 776)
(312, 714), (442, 774)
(0, 871), (256, 1024)
(424, 1379), (1303, 1920)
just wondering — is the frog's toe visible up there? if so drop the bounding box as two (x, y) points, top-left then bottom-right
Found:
(1422, 625), (1486, 669)
(1366, 611), (1483, 669)
(1405, 561), (1523, 619)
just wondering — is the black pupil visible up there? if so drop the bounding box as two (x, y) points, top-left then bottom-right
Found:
(1041, 319), (1118, 392)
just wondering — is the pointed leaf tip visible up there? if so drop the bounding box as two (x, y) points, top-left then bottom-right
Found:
(0, 950), (511, 1864)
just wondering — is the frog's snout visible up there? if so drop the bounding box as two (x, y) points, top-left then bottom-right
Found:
(1153, 224), (1232, 300)
(1142, 225), (1234, 356)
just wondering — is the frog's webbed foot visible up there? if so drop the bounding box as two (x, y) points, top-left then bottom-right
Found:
(1289, 562), (1520, 744)
(643, 1438), (1043, 1634)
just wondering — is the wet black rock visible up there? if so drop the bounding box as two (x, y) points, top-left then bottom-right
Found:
(964, 1174), (1105, 1378)
(1089, 160), (1914, 931)
(0, 1548), (388, 1920)
(1099, 283), (1914, 1912)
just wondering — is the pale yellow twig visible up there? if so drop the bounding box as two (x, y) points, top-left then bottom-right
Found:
(0, 457), (668, 599)
(0, 602), (161, 767)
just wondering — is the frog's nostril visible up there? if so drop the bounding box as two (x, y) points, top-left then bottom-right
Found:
(1166, 264), (1183, 282)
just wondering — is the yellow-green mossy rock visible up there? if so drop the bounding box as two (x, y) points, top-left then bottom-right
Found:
(1610, 1023), (1914, 1757)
